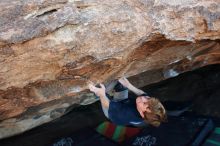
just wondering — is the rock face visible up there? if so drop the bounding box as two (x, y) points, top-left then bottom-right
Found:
(0, 0), (220, 139)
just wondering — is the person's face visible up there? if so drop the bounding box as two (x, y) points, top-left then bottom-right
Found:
(136, 96), (151, 118)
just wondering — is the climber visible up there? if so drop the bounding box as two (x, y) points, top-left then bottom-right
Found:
(88, 77), (167, 127)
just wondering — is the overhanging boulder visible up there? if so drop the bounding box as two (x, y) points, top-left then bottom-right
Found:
(0, 0), (220, 139)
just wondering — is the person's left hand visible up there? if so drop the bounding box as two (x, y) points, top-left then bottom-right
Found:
(118, 77), (131, 88)
(88, 82), (106, 97)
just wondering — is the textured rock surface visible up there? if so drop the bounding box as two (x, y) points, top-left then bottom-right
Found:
(1, 65), (220, 146)
(0, 0), (220, 139)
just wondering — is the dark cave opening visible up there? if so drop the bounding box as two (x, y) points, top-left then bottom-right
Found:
(1, 64), (220, 146)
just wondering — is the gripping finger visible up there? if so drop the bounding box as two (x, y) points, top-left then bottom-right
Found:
(100, 83), (105, 90)
(88, 84), (96, 92)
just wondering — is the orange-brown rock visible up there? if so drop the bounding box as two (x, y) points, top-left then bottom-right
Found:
(0, 0), (220, 139)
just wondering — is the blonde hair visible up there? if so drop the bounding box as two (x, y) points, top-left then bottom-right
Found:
(143, 97), (167, 127)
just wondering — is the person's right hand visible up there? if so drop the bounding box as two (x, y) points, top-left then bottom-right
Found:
(88, 82), (106, 97)
(118, 77), (131, 88)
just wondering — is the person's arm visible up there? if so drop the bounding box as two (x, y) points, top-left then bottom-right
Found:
(88, 83), (109, 108)
(118, 77), (146, 96)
